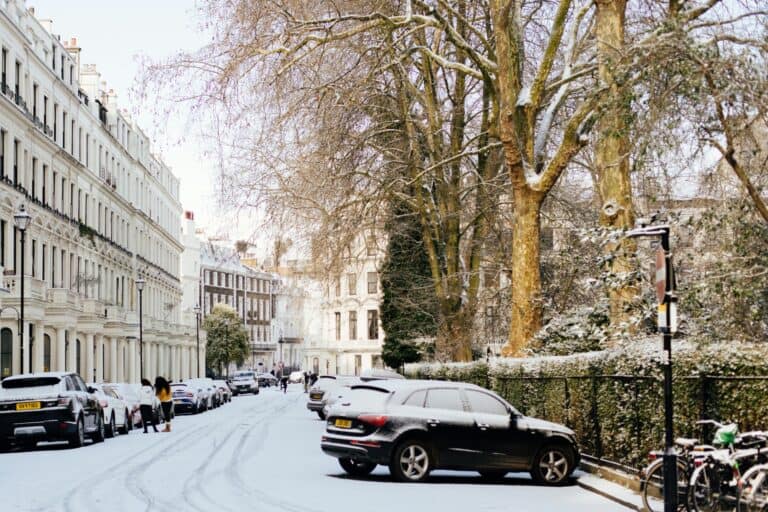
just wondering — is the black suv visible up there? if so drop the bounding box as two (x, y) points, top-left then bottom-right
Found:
(0, 372), (106, 449)
(321, 380), (579, 484)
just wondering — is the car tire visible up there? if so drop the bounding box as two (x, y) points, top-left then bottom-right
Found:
(339, 458), (377, 477)
(317, 411), (326, 420)
(478, 470), (508, 481)
(92, 414), (106, 443)
(106, 413), (116, 438)
(389, 439), (433, 483)
(119, 410), (130, 434)
(69, 416), (86, 448)
(530, 445), (574, 485)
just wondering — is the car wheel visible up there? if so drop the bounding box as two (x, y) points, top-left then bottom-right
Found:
(530, 445), (573, 485)
(478, 470), (508, 481)
(92, 414), (106, 443)
(106, 413), (116, 438)
(339, 458), (377, 477)
(69, 416), (85, 448)
(389, 439), (432, 483)
(119, 410), (130, 434)
(317, 411), (326, 420)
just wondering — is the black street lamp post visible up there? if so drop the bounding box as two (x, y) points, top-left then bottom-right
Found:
(194, 305), (201, 378)
(136, 278), (145, 379)
(627, 217), (678, 512)
(14, 204), (31, 374)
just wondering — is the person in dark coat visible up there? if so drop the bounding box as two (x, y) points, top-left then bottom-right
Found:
(280, 376), (288, 393)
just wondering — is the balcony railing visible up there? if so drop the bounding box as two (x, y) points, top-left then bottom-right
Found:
(2, 275), (47, 301)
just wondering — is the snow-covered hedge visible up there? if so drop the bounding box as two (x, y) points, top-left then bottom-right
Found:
(404, 340), (768, 468)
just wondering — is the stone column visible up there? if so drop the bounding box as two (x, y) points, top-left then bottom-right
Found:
(66, 329), (77, 372)
(128, 338), (137, 383)
(32, 322), (44, 372)
(4, 221), (13, 274)
(109, 336), (118, 383)
(21, 321), (29, 374)
(85, 333), (94, 382)
(95, 335), (104, 382)
(56, 327), (66, 372)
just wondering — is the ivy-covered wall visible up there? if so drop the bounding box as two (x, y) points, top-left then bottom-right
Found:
(404, 341), (768, 468)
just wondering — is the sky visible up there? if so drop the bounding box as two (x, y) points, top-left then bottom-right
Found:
(31, 0), (225, 236)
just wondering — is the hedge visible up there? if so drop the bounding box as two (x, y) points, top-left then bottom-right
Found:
(404, 340), (768, 468)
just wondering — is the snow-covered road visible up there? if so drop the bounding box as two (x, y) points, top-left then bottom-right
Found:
(1, 386), (626, 511)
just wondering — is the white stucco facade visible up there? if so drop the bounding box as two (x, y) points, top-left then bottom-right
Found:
(0, 2), (199, 383)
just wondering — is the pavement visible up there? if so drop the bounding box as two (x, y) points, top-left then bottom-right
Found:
(0, 384), (639, 511)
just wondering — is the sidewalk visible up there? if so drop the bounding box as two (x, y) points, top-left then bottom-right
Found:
(575, 471), (644, 511)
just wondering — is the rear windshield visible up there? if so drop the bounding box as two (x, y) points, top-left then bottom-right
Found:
(233, 373), (254, 379)
(2, 376), (61, 389)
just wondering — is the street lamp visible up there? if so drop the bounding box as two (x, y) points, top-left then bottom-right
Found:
(278, 335), (284, 374)
(193, 304), (201, 378)
(627, 216), (678, 512)
(14, 204), (31, 374)
(136, 278), (145, 379)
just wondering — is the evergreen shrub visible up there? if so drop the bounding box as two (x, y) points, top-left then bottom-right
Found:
(404, 340), (768, 468)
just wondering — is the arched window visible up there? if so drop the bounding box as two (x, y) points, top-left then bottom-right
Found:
(313, 357), (319, 375)
(1, 328), (12, 378)
(43, 334), (51, 372)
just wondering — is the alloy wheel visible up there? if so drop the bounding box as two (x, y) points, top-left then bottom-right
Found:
(399, 444), (430, 481)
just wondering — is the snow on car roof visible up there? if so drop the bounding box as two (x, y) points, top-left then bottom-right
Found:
(2, 371), (72, 380)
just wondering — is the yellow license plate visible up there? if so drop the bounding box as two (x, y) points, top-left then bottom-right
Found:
(310, 393), (322, 400)
(334, 419), (352, 428)
(16, 401), (41, 411)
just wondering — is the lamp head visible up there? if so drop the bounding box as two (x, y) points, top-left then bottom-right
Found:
(136, 278), (146, 292)
(194, 305), (201, 315)
(14, 204), (32, 231)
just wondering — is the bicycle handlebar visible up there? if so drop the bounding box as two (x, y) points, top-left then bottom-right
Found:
(696, 419), (726, 428)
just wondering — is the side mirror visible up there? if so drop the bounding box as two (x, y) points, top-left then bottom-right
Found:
(87, 386), (96, 394)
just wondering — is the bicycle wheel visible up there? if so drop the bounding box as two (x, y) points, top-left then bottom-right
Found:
(690, 463), (732, 512)
(738, 466), (768, 512)
(642, 458), (690, 512)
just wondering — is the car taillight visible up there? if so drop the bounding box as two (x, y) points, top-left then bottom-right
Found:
(99, 400), (108, 408)
(185, 392), (194, 397)
(694, 459), (704, 467)
(648, 452), (658, 461)
(57, 397), (72, 407)
(358, 414), (388, 428)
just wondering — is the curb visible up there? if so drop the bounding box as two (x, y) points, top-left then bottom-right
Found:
(577, 479), (641, 511)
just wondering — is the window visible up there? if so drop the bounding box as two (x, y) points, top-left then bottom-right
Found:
(403, 389), (427, 407)
(367, 272), (378, 294)
(466, 390), (508, 416)
(366, 237), (376, 256)
(354, 355), (362, 376)
(349, 311), (357, 340)
(425, 389), (463, 412)
(347, 273), (356, 295)
(367, 309), (378, 340)
(334, 276), (341, 297)
(334, 312), (341, 341)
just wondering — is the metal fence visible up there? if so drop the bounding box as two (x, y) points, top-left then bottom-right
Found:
(490, 374), (768, 469)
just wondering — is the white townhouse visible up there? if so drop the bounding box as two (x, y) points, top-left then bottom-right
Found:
(0, 2), (199, 383)
(304, 233), (386, 376)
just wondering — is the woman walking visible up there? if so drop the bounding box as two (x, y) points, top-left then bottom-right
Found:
(139, 378), (158, 433)
(155, 376), (173, 433)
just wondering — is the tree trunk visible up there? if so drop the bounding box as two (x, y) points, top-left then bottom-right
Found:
(595, 0), (637, 332)
(503, 188), (544, 357)
(436, 306), (474, 362)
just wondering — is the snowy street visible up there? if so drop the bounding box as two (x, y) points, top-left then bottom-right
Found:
(2, 385), (626, 512)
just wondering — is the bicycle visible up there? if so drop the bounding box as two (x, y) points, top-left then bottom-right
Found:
(737, 463), (768, 512)
(641, 420), (720, 512)
(689, 429), (768, 512)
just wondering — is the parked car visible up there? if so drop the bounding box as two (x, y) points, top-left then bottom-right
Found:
(307, 376), (342, 419)
(104, 382), (142, 427)
(171, 382), (204, 414)
(257, 373), (278, 388)
(321, 380), (580, 484)
(0, 372), (105, 449)
(289, 371), (305, 384)
(229, 371), (259, 395)
(91, 384), (131, 437)
(212, 380), (232, 403)
(185, 378), (220, 408)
